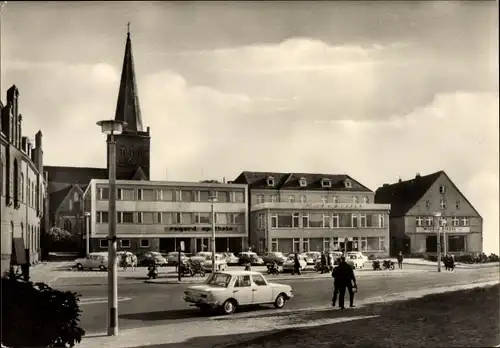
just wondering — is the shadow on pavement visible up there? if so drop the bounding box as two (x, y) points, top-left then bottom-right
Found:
(119, 304), (281, 321)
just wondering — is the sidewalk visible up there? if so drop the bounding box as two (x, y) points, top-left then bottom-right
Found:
(76, 279), (499, 348)
(389, 258), (500, 269)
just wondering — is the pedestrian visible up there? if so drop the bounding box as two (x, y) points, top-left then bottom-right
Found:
(131, 254), (138, 271)
(397, 251), (404, 269)
(291, 253), (301, 275)
(320, 252), (327, 274)
(331, 264), (340, 307)
(335, 256), (357, 309)
(120, 253), (128, 271)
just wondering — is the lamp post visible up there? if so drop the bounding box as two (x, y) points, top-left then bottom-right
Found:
(208, 195), (218, 273)
(85, 212), (91, 256)
(96, 119), (126, 337)
(433, 212), (442, 272)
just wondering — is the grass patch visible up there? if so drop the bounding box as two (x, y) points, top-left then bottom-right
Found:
(222, 284), (500, 348)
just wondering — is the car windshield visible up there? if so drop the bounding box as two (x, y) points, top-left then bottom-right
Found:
(226, 253), (235, 257)
(205, 273), (232, 287)
(206, 255), (221, 261)
(349, 255), (357, 259)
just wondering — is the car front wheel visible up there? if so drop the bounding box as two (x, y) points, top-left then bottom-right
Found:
(221, 299), (236, 315)
(274, 293), (287, 309)
(76, 263), (83, 271)
(99, 265), (106, 271)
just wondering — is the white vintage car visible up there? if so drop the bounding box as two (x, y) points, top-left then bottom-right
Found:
(282, 254), (308, 272)
(347, 254), (365, 269)
(183, 270), (294, 315)
(202, 254), (228, 272)
(74, 252), (108, 271)
(347, 251), (368, 262)
(190, 251), (212, 263)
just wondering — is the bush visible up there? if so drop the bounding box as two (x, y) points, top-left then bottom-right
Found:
(1, 268), (85, 347)
(368, 254), (377, 260)
(487, 253), (499, 262)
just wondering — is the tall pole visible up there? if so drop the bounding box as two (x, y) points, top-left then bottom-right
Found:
(211, 200), (216, 273)
(107, 134), (118, 336)
(85, 214), (90, 256)
(436, 215), (441, 273)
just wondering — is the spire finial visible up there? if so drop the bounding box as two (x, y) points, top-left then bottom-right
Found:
(127, 22), (130, 37)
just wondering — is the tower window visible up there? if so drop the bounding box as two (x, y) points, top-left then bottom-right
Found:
(266, 176), (275, 187)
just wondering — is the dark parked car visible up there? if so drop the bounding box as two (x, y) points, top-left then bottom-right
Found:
(262, 252), (287, 265)
(238, 252), (264, 266)
(138, 251), (167, 266)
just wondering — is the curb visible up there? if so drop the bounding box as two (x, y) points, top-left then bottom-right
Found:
(144, 269), (428, 284)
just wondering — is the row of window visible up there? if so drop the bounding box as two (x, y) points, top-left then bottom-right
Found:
(99, 238), (150, 249)
(424, 199), (462, 210)
(266, 176), (352, 189)
(416, 216), (470, 227)
(425, 235), (467, 252)
(19, 174), (39, 209)
(268, 236), (386, 253)
(255, 194), (370, 205)
(96, 211), (246, 225)
(97, 187), (245, 203)
(257, 213), (385, 229)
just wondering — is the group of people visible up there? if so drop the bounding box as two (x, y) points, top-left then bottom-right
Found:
(331, 255), (357, 309)
(120, 253), (138, 271)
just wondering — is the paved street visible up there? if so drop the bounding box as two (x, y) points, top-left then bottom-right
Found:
(51, 266), (500, 335)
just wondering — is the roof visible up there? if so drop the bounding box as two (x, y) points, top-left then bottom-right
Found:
(49, 186), (73, 213)
(114, 31), (143, 132)
(233, 171), (372, 192)
(45, 166), (108, 186)
(375, 171), (443, 216)
(212, 270), (264, 276)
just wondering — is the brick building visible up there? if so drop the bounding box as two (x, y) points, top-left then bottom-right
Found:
(1, 85), (47, 274)
(232, 172), (391, 257)
(375, 171), (483, 256)
(83, 179), (248, 254)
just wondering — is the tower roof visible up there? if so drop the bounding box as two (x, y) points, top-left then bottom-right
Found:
(114, 27), (143, 132)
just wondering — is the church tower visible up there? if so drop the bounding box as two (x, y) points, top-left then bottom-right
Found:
(109, 26), (151, 181)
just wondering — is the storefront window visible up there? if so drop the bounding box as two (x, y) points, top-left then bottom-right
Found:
(366, 237), (381, 251)
(448, 236), (466, 252)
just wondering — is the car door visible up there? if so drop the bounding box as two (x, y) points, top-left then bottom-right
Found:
(232, 275), (253, 305)
(251, 274), (274, 304)
(82, 255), (92, 269)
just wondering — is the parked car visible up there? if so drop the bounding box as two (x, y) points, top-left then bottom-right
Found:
(222, 252), (240, 266)
(347, 251), (368, 262)
(262, 252), (287, 265)
(190, 251), (212, 263)
(202, 253), (228, 272)
(238, 252), (264, 266)
(300, 253), (315, 266)
(183, 270), (294, 314)
(166, 251), (188, 266)
(117, 251), (137, 267)
(138, 251), (167, 266)
(282, 254), (308, 272)
(347, 254), (365, 269)
(73, 252), (108, 271)
(306, 251), (321, 266)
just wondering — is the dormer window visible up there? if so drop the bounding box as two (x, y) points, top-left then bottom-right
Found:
(321, 178), (332, 188)
(266, 176), (275, 187)
(299, 177), (307, 187)
(344, 180), (352, 189)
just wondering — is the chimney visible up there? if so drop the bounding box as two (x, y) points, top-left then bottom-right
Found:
(21, 136), (28, 153)
(383, 183), (389, 187)
(18, 114), (23, 149)
(398, 177), (402, 183)
(223, 176), (226, 184)
(415, 172), (421, 179)
(34, 131), (44, 172)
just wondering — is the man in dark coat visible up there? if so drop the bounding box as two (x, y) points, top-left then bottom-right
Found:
(291, 253), (301, 275)
(331, 264), (340, 307)
(397, 251), (404, 269)
(333, 256), (357, 309)
(320, 252), (327, 274)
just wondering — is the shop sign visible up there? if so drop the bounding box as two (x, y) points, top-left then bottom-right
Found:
(416, 227), (470, 233)
(165, 226), (237, 233)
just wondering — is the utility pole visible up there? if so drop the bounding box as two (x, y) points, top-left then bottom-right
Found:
(434, 212), (442, 272)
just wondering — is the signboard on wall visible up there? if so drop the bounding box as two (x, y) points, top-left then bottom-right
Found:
(416, 227), (470, 233)
(165, 226), (239, 233)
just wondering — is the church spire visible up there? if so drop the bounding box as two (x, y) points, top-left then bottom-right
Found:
(114, 24), (143, 132)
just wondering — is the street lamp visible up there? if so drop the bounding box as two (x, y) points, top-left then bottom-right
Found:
(96, 119), (126, 337)
(208, 195), (218, 273)
(433, 212), (442, 272)
(84, 212), (91, 256)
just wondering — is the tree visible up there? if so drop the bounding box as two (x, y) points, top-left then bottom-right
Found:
(46, 227), (72, 242)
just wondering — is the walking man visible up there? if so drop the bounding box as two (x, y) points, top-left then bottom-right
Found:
(331, 264), (340, 307)
(320, 252), (327, 274)
(335, 256), (357, 309)
(397, 251), (404, 269)
(291, 253), (301, 275)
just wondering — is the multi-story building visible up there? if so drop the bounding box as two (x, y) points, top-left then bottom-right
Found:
(1, 85), (47, 274)
(375, 171), (483, 256)
(232, 172), (391, 257)
(83, 180), (248, 254)
(43, 29), (150, 254)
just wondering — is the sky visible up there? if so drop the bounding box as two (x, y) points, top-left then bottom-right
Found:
(1, 1), (498, 253)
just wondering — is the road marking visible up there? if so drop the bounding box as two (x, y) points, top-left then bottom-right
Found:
(80, 297), (132, 305)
